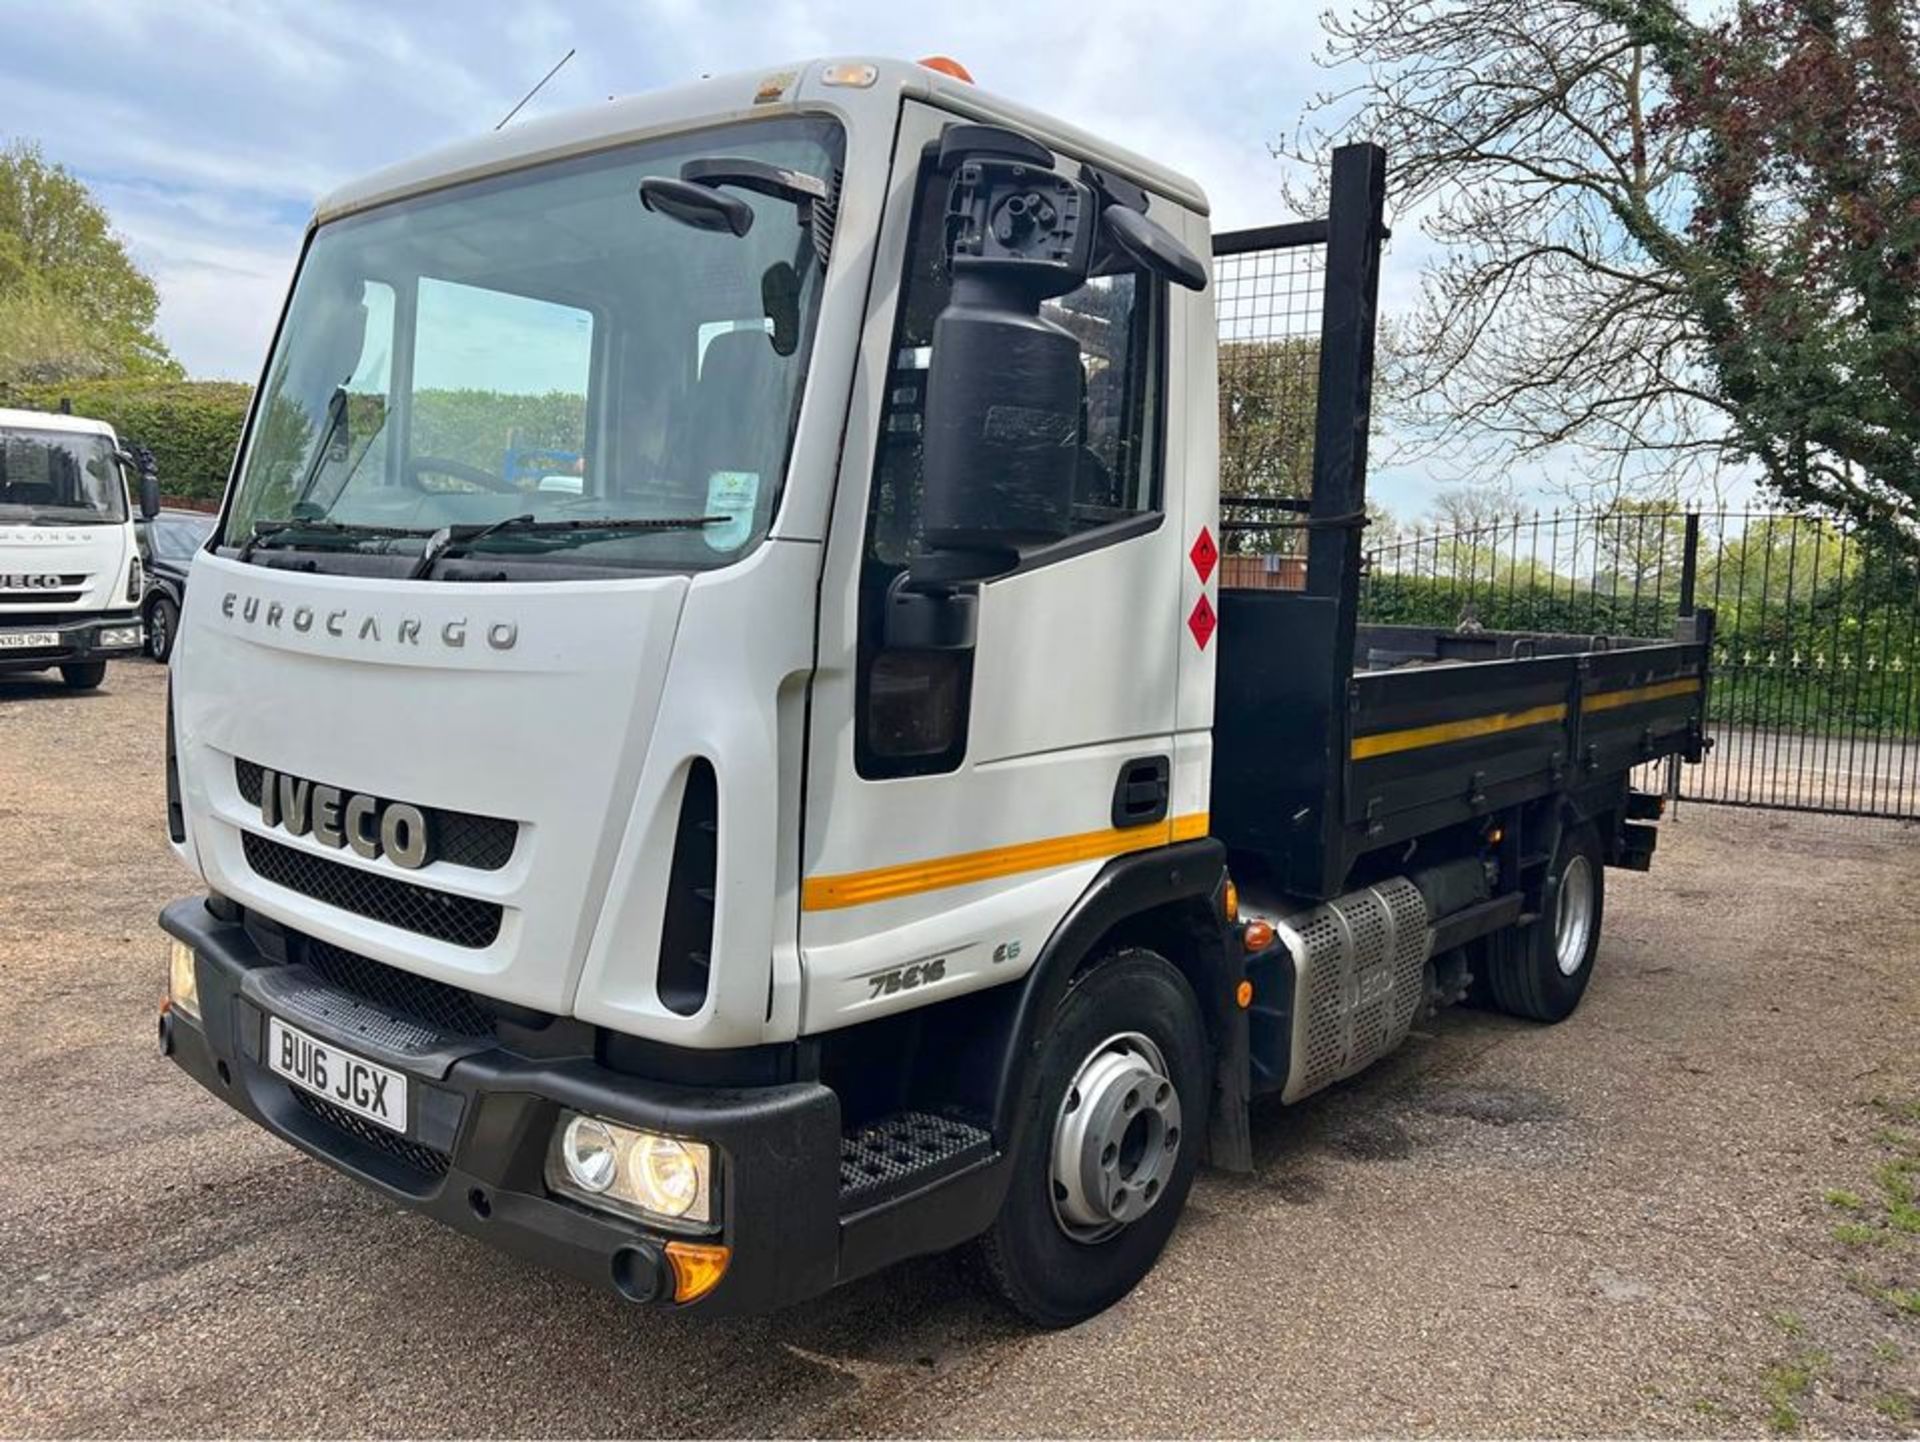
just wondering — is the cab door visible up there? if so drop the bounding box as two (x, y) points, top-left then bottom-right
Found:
(798, 100), (1203, 1034)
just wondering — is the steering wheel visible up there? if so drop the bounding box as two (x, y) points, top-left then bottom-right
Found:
(404, 455), (521, 495)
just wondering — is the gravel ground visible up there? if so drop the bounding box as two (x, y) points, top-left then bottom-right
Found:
(2, 661), (1917, 1438)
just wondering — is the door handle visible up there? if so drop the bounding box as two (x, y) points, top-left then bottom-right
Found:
(1112, 755), (1170, 828)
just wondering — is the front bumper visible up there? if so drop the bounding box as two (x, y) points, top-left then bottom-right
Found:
(157, 897), (843, 1315)
(0, 611), (143, 672)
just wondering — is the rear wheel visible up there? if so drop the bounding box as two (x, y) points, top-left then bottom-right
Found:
(1486, 819), (1604, 1022)
(146, 595), (179, 662)
(968, 949), (1209, 1327)
(59, 662), (107, 691)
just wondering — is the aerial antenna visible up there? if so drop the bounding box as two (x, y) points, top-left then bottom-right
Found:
(495, 48), (576, 130)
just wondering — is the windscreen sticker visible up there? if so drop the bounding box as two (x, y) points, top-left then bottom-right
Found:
(705, 471), (760, 552)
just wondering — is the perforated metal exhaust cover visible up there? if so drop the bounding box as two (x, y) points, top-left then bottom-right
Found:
(1273, 876), (1431, 1103)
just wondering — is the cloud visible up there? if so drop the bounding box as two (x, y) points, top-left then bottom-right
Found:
(7, 0), (1342, 378)
(21, 0), (1577, 503)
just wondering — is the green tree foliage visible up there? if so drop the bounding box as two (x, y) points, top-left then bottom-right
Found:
(1219, 336), (1319, 554)
(1610, 0), (1920, 547)
(0, 139), (178, 384)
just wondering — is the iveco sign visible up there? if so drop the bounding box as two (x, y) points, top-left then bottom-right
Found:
(258, 766), (432, 870)
(220, 591), (518, 651)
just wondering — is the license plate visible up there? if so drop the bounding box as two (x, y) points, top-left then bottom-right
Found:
(0, 631), (59, 650)
(267, 1016), (408, 1133)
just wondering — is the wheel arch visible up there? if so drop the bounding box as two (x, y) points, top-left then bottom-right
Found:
(986, 838), (1234, 1150)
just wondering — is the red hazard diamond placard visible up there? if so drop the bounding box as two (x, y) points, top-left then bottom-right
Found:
(1189, 526), (1218, 584)
(1187, 593), (1217, 650)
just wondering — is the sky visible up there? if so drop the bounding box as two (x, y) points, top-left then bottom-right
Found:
(1, 0), (1484, 517)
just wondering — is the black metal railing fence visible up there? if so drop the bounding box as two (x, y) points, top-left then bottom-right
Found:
(1349, 508), (1920, 821)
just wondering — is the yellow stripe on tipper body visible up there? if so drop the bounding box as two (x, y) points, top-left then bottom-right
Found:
(1349, 702), (1568, 762)
(802, 811), (1211, 912)
(1581, 676), (1703, 714)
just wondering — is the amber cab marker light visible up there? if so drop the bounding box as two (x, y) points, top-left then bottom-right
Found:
(664, 1240), (731, 1304)
(1243, 919), (1275, 952)
(820, 62), (878, 88)
(1235, 979), (1255, 1009)
(1223, 880), (1239, 923)
(917, 55), (975, 83)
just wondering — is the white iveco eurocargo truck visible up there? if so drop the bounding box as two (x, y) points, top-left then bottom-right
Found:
(159, 58), (1709, 1324)
(2, 407), (160, 689)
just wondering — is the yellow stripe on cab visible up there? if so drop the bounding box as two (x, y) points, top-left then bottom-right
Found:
(802, 811), (1211, 912)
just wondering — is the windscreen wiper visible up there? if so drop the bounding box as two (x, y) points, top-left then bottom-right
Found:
(409, 513), (732, 572)
(237, 518), (432, 564)
(408, 513), (534, 578)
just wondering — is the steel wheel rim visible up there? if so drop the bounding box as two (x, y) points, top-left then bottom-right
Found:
(1050, 1030), (1182, 1244)
(1555, 854), (1595, 976)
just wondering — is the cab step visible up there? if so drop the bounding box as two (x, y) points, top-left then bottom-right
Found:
(838, 1112), (992, 1212)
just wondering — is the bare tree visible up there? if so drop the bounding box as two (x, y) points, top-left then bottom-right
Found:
(1287, 1), (1724, 501)
(1288, 0), (1920, 550)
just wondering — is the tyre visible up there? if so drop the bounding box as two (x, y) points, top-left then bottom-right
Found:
(968, 948), (1209, 1327)
(1486, 819), (1604, 1022)
(146, 595), (179, 662)
(59, 662), (107, 691)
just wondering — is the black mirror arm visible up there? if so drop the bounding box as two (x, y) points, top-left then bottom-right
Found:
(680, 157), (827, 216)
(1101, 205), (1208, 292)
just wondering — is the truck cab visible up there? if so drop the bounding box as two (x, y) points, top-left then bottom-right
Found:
(1, 407), (159, 690)
(158, 58), (1705, 1325)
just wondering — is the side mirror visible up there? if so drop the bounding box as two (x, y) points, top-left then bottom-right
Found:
(118, 446), (162, 520)
(912, 142), (1097, 589)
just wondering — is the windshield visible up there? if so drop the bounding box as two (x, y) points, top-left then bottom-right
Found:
(224, 116), (843, 572)
(146, 514), (213, 562)
(0, 427), (127, 525)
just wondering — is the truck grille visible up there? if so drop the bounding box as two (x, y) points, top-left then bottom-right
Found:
(242, 832), (504, 949)
(289, 1089), (451, 1180)
(234, 759), (518, 871)
(303, 937), (495, 1040)
(0, 611), (84, 627)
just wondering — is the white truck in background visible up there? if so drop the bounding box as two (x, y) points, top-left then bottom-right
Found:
(1, 406), (159, 689)
(157, 58), (1708, 1325)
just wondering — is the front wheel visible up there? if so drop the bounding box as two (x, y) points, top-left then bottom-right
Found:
(967, 949), (1209, 1327)
(146, 595), (179, 662)
(1486, 819), (1604, 1022)
(59, 662), (107, 691)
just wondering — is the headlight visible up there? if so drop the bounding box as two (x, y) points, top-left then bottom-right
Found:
(546, 1111), (715, 1230)
(560, 1115), (618, 1193)
(98, 625), (143, 649)
(167, 938), (200, 1020)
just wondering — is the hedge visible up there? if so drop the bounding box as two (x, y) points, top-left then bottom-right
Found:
(0, 378), (251, 506)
